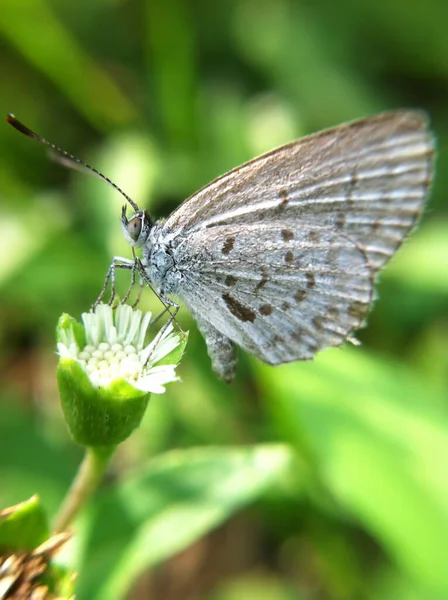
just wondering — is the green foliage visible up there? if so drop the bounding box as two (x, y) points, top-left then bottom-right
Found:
(0, 497), (76, 598)
(0, 0), (447, 598)
(258, 348), (448, 594)
(0, 496), (49, 552)
(77, 445), (293, 599)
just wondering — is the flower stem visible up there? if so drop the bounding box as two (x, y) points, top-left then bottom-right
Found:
(53, 446), (115, 533)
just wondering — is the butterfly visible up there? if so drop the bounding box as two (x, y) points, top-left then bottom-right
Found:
(7, 111), (434, 382)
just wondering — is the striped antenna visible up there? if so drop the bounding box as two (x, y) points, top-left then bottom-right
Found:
(5, 114), (140, 212)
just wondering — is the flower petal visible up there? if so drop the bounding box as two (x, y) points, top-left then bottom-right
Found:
(149, 332), (180, 365)
(136, 310), (152, 351)
(115, 305), (131, 342)
(135, 364), (179, 393)
(124, 308), (142, 346)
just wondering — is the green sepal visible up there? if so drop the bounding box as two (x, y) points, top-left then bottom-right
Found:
(56, 312), (86, 349)
(0, 495), (49, 552)
(57, 358), (150, 447)
(157, 330), (189, 367)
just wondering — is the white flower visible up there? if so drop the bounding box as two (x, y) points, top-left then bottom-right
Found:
(57, 304), (182, 393)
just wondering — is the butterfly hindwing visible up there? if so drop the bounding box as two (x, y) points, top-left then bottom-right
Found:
(174, 222), (373, 365)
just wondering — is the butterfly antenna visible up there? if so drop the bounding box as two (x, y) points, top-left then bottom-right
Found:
(5, 114), (140, 213)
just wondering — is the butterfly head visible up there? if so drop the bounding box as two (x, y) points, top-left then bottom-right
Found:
(121, 205), (152, 248)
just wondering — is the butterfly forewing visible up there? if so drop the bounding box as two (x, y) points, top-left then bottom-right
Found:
(165, 111), (433, 273)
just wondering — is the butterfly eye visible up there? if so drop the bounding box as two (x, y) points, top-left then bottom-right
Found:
(127, 216), (142, 241)
(121, 208), (151, 247)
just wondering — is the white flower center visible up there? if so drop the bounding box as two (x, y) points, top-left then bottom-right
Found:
(78, 341), (144, 387)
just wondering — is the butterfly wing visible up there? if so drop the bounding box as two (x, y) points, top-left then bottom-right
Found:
(165, 110), (434, 273)
(172, 221), (373, 365)
(158, 110), (433, 377)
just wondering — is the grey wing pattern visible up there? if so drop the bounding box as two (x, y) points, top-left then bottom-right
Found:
(165, 111), (434, 272)
(173, 222), (374, 366)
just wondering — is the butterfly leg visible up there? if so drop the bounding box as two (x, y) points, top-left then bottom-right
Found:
(93, 256), (135, 309)
(121, 259), (141, 306)
(140, 297), (181, 366)
(126, 258), (186, 365)
(193, 313), (237, 384)
(130, 274), (144, 309)
(133, 257), (186, 331)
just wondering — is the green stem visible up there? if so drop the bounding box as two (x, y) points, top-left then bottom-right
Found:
(52, 446), (115, 533)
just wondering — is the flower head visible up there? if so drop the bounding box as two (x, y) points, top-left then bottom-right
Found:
(58, 304), (183, 394)
(56, 304), (187, 447)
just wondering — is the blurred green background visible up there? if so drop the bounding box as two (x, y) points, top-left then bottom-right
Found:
(0, 0), (447, 599)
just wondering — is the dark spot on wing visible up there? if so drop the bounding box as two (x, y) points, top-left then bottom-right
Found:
(335, 212), (346, 229)
(278, 188), (289, 212)
(281, 229), (294, 241)
(281, 301), (290, 311)
(327, 306), (339, 318)
(308, 230), (320, 243)
(222, 236), (235, 255)
(347, 170), (359, 201)
(291, 329), (302, 342)
(348, 300), (369, 320)
(225, 275), (237, 287)
(255, 269), (269, 293)
(307, 341), (319, 354)
(265, 334), (282, 350)
(306, 272), (316, 288)
(294, 290), (307, 303)
(259, 304), (273, 316)
(312, 315), (326, 331)
(284, 250), (294, 263)
(222, 293), (256, 322)
(370, 217), (385, 234)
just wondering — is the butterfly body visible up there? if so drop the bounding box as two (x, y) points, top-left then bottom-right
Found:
(142, 226), (179, 294)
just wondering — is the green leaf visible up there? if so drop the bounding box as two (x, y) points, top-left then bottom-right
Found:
(383, 219), (448, 294)
(209, 573), (302, 600)
(76, 444), (294, 600)
(0, 495), (49, 552)
(0, 0), (137, 129)
(256, 348), (448, 595)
